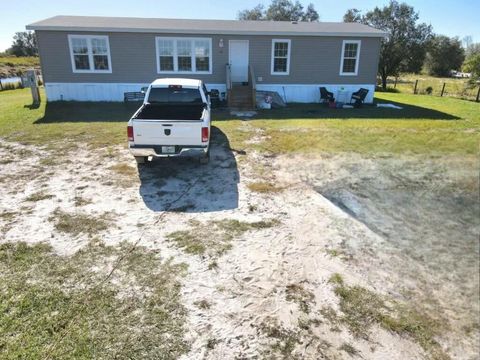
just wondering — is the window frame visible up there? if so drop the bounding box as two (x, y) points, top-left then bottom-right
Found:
(68, 34), (112, 74)
(339, 40), (361, 76)
(155, 37), (213, 74)
(270, 39), (291, 76)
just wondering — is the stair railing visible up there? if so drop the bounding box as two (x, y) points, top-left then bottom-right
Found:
(248, 65), (256, 108)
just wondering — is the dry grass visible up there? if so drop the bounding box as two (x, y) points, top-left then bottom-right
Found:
(258, 318), (303, 359)
(329, 274), (449, 360)
(49, 209), (112, 236)
(0, 240), (189, 358)
(285, 283), (316, 313)
(166, 218), (279, 258)
(387, 73), (479, 101)
(24, 191), (55, 202)
(73, 196), (93, 207)
(247, 181), (285, 193)
(339, 342), (359, 357)
(108, 163), (138, 187)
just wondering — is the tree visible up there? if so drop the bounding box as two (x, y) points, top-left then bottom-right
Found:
(302, 3), (319, 22)
(343, 9), (361, 22)
(462, 35), (473, 49)
(238, 0), (319, 22)
(238, 4), (265, 21)
(424, 35), (465, 76)
(344, 1), (432, 90)
(266, 0), (304, 21)
(463, 43), (480, 80)
(462, 54), (480, 79)
(7, 31), (38, 57)
(465, 43), (480, 59)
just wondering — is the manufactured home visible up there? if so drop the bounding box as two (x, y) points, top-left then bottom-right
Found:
(27, 16), (385, 105)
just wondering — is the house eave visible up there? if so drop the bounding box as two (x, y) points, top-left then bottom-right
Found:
(26, 25), (387, 37)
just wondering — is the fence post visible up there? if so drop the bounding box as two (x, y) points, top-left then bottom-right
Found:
(441, 83), (446, 97)
(0, 80), (3, 91)
(414, 79), (418, 94)
(476, 86), (480, 102)
(394, 77), (397, 89)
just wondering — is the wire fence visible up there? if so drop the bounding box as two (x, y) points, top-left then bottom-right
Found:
(385, 76), (480, 102)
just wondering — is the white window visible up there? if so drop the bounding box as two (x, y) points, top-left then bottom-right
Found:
(340, 40), (361, 76)
(68, 35), (112, 73)
(155, 37), (212, 74)
(271, 39), (291, 75)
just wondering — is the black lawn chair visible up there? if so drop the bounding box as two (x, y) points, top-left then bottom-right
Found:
(319, 87), (334, 103)
(350, 88), (369, 107)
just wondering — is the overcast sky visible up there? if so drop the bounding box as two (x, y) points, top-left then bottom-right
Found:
(1, 0), (479, 52)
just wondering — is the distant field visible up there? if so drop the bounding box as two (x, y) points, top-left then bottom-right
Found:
(0, 56), (40, 78)
(386, 73), (479, 101)
(0, 56), (39, 66)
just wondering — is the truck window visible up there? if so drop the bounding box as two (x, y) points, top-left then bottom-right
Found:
(148, 87), (203, 104)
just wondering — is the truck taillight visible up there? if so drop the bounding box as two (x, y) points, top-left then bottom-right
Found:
(202, 127), (209, 142)
(127, 126), (134, 141)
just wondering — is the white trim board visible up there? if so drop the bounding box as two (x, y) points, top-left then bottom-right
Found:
(339, 40), (361, 76)
(271, 39), (291, 76)
(67, 34), (112, 74)
(44, 82), (226, 102)
(155, 37), (213, 75)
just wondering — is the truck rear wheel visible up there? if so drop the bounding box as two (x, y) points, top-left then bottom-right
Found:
(135, 156), (147, 164)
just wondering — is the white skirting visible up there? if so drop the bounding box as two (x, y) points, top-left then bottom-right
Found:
(44, 82), (227, 102)
(44, 82), (374, 103)
(256, 84), (376, 103)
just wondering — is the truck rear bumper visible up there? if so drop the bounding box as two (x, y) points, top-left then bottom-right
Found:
(129, 144), (208, 158)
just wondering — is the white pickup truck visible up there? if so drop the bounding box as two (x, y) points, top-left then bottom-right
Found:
(128, 78), (211, 164)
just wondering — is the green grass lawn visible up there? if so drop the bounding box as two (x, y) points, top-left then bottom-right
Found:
(0, 88), (478, 155)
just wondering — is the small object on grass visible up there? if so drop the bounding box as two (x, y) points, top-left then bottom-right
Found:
(377, 103), (403, 109)
(230, 110), (257, 119)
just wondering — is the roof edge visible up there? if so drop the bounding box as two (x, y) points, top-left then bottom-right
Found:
(26, 25), (387, 37)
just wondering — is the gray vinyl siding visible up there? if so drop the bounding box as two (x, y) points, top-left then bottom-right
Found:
(36, 30), (380, 85)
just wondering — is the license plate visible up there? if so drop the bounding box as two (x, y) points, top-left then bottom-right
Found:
(161, 146), (175, 154)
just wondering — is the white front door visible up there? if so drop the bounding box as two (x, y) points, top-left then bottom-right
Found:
(229, 40), (249, 82)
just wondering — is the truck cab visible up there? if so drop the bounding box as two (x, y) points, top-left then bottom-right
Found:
(128, 78), (211, 164)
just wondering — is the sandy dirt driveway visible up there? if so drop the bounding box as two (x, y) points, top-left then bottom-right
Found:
(0, 129), (478, 359)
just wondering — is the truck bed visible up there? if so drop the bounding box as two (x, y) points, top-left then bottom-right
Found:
(133, 104), (205, 121)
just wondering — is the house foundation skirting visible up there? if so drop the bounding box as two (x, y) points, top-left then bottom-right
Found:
(43, 83), (227, 102)
(255, 84), (375, 103)
(44, 82), (375, 103)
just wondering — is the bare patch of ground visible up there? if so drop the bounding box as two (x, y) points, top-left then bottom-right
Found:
(0, 138), (478, 359)
(276, 152), (480, 359)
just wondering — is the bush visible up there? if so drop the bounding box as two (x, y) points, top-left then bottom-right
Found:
(426, 86), (433, 94)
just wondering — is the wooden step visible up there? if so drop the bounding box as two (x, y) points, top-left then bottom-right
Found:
(228, 85), (255, 109)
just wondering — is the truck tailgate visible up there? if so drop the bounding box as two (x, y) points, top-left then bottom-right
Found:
(132, 120), (204, 146)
